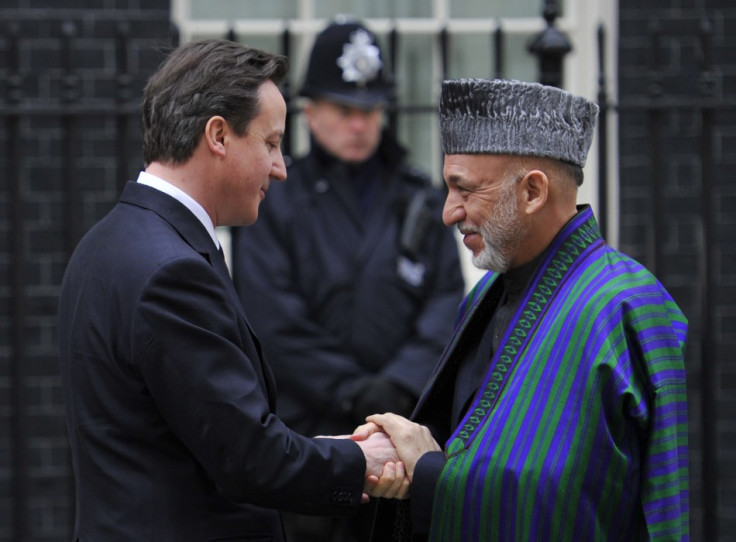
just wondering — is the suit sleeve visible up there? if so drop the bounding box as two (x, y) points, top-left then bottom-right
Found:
(133, 255), (365, 514)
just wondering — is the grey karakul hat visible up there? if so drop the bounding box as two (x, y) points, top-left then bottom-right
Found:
(439, 78), (599, 168)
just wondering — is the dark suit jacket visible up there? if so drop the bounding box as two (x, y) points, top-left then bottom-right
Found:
(58, 182), (365, 541)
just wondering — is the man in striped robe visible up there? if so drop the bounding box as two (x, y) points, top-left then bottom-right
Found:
(359, 79), (689, 541)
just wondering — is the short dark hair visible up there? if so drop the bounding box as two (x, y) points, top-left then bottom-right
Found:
(142, 39), (288, 165)
(514, 156), (584, 188)
(551, 159), (584, 187)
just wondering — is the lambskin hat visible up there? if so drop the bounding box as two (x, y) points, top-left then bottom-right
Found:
(439, 78), (599, 168)
(300, 18), (393, 108)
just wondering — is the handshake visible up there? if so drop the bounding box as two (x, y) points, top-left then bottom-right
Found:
(349, 413), (441, 502)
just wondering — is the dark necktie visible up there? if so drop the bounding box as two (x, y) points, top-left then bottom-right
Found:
(212, 245), (231, 283)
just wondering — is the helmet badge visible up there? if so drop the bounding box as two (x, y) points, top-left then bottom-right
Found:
(336, 30), (382, 87)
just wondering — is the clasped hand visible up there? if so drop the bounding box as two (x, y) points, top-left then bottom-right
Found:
(350, 413), (441, 502)
(318, 430), (409, 502)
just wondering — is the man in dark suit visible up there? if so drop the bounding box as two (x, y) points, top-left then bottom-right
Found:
(57, 39), (407, 541)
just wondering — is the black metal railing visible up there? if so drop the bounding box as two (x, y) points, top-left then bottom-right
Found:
(2, 19), (178, 540)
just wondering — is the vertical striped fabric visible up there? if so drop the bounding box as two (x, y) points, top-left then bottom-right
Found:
(426, 206), (688, 541)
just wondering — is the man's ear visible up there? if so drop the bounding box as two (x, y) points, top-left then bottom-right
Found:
(204, 116), (228, 158)
(302, 102), (315, 130)
(520, 169), (548, 215)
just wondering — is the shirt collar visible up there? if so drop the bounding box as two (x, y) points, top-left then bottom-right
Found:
(136, 171), (220, 249)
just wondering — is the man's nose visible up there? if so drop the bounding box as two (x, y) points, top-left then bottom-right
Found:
(442, 193), (465, 226)
(272, 151), (287, 181)
(348, 111), (371, 130)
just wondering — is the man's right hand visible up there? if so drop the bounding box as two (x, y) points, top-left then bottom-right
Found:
(357, 413), (441, 481)
(354, 430), (399, 478)
(354, 431), (410, 500)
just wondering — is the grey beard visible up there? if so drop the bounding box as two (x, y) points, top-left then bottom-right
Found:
(471, 178), (525, 273)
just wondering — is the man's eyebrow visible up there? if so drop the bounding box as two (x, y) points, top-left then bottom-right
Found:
(445, 173), (463, 185)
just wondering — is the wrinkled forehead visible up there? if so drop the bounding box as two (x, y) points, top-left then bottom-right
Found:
(443, 153), (518, 184)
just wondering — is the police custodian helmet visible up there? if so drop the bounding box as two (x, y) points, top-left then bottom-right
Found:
(300, 16), (394, 109)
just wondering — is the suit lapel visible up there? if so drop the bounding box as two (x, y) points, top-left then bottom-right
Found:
(120, 182), (278, 404)
(207, 245), (263, 346)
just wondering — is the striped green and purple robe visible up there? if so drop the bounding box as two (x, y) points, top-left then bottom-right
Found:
(412, 205), (689, 541)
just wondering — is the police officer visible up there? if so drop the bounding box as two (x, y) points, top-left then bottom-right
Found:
(231, 17), (465, 541)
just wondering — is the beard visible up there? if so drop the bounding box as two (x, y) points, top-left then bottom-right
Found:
(468, 177), (526, 273)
